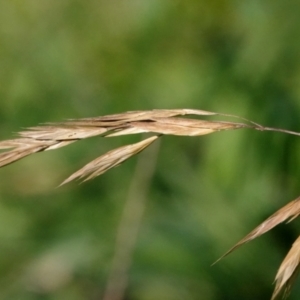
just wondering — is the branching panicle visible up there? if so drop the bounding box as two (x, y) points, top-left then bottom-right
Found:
(0, 108), (299, 299)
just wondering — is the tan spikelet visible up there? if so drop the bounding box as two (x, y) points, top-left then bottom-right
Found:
(59, 135), (159, 186)
(271, 236), (300, 300)
(214, 197), (300, 264)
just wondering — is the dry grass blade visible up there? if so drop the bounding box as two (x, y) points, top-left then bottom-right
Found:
(271, 236), (300, 300)
(107, 118), (248, 137)
(0, 139), (56, 167)
(214, 197), (300, 265)
(127, 118), (246, 136)
(68, 108), (217, 124)
(59, 135), (159, 186)
(19, 126), (108, 140)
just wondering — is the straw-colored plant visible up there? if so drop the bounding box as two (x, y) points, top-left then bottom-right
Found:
(0, 108), (300, 299)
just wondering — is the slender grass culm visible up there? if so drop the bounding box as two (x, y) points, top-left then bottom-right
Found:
(1, 108), (300, 299)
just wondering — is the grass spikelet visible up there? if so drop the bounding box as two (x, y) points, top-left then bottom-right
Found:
(59, 135), (159, 186)
(214, 197), (300, 263)
(272, 236), (300, 300)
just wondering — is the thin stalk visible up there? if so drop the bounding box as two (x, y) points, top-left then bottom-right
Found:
(102, 138), (160, 300)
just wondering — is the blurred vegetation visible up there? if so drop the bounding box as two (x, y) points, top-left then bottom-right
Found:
(1, 1), (300, 299)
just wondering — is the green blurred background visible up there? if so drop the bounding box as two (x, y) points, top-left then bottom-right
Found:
(1, 1), (300, 299)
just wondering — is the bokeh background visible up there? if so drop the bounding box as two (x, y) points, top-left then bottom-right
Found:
(1, 1), (300, 299)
